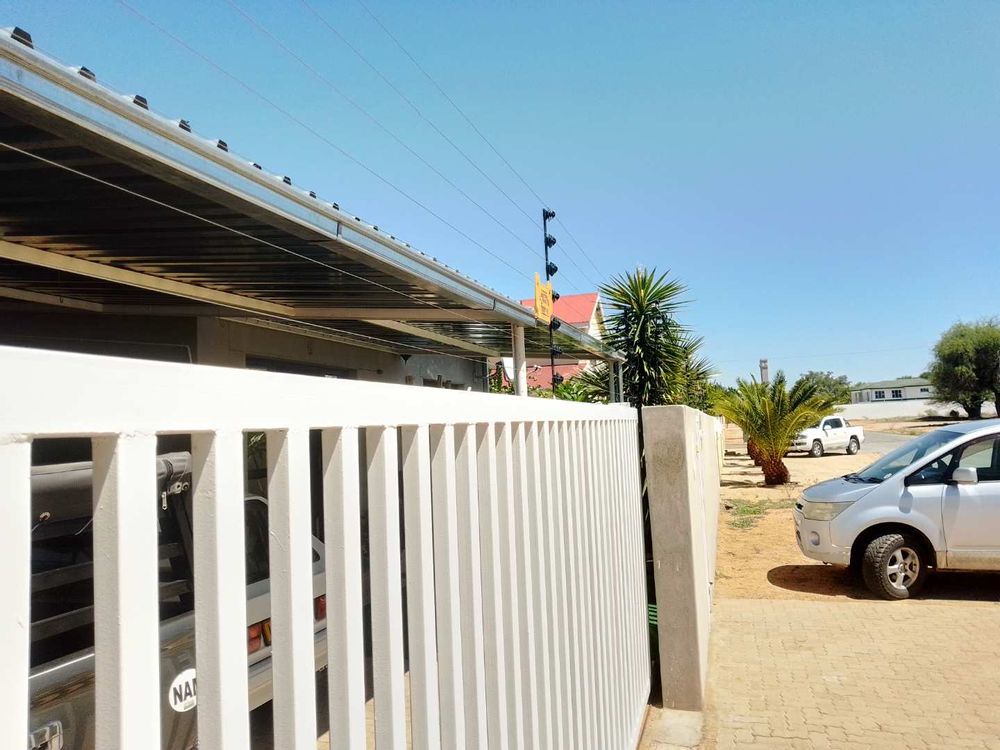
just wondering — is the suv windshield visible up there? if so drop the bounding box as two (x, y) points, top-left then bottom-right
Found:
(855, 429), (961, 483)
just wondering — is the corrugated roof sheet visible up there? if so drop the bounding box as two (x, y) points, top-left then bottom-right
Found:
(0, 30), (623, 362)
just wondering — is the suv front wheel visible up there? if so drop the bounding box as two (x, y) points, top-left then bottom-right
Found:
(862, 533), (928, 600)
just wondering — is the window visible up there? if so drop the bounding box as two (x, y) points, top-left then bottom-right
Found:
(956, 438), (1000, 482)
(874, 390), (886, 400)
(860, 428), (961, 483)
(824, 418), (844, 429)
(906, 435), (1000, 485)
(920, 387), (930, 393)
(907, 450), (958, 486)
(891, 389), (903, 399)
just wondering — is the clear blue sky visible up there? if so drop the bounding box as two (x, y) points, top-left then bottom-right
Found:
(6, 1), (1000, 384)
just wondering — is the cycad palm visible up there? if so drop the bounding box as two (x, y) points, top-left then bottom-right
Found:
(716, 372), (835, 485)
(601, 267), (689, 408)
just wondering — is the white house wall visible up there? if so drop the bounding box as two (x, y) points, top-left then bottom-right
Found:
(837, 398), (998, 420)
(0, 306), (484, 391)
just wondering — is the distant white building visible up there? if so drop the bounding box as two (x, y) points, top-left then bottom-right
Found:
(850, 377), (934, 404)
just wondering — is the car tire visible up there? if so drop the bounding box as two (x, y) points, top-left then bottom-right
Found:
(809, 440), (824, 458)
(846, 437), (860, 455)
(862, 533), (928, 600)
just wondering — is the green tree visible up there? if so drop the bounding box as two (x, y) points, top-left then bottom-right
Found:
(929, 319), (1000, 418)
(715, 372), (836, 485)
(488, 360), (514, 394)
(792, 371), (851, 404)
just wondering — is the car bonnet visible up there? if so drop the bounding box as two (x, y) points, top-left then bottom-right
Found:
(801, 476), (882, 503)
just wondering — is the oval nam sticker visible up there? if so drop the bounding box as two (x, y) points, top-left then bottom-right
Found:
(168, 668), (197, 713)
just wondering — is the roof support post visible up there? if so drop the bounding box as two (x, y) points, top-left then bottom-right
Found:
(608, 362), (617, 403)
(512, 325), (528, 397)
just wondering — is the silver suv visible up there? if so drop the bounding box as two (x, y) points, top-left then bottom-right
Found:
(794, 419), (1000, 600)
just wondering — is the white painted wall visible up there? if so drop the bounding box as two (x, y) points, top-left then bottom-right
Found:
(0, 307), (486, 391)
(851, 383), (934, 403)
(837, 398), (998, 420)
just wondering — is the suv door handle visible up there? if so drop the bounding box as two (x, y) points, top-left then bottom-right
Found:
(29, 721), (64, 750)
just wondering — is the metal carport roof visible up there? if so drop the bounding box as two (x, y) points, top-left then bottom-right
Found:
(0, 29), (621, 363)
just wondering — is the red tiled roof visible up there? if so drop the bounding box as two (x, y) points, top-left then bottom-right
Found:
(519, 292), (599, 327)
(526, 362), (588, 389)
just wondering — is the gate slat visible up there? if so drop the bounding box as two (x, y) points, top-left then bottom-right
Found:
(191, 430), (251, 750)
(266, 428), (318, 750)
(525, 422), (554, 748)
(400, 425), (442, 750)
(430, 424), (467, 748)
(607, 421), (628, 746)
(511, 422), (541, 748)
(0, 438), (31, 750)
(322, 427), (366, 750)
(367, 426), (407, 749)
(476, 423), (511, 749)
(557, 422), (583, 749)
(455, 423), (489, 748)
(539, 422), (568, 748)
(92, 433), (161, 750)
(494, 422), (526, 748)
(572, 422), (598, 747)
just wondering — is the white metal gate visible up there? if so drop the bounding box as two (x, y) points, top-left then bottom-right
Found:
(0, 346), (650, 749)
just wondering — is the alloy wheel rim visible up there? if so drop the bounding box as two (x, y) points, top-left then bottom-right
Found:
(886, 546), (919, 590)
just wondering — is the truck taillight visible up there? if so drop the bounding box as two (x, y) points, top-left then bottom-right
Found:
(314, 595), (326, 621)
(247, 618), (272, 654)
(247, 623), (263, 654)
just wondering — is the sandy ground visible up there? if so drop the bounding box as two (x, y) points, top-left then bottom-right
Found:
(716, 449), (872, 601)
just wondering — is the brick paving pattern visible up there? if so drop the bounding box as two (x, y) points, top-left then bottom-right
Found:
(702, 598), (1000, 750)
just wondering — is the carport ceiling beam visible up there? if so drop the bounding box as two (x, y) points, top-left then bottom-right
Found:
(222, 317), (400, 355)
(0, 285), (105, 312)
(365, 319), (501, 357)
(0, 240), (295, 317)
(297, 307), (511, 321)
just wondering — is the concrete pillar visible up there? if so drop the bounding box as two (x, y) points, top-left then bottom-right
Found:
(511, 324), (528, 396)
(195, 318), (244, 367)
(641, 405), (722, 711)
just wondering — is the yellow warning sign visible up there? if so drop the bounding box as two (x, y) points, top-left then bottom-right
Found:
(534, 272), (553, 323)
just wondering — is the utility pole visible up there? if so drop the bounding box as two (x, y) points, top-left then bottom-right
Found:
(542, 208), (561, 395)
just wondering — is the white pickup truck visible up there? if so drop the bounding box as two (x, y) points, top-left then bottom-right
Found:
(791, 416), (865, 457)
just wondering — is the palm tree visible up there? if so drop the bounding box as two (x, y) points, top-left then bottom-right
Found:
(666, 334), (715, 409)
(600, 267), (692, 408)
(716, 372), (835, 485)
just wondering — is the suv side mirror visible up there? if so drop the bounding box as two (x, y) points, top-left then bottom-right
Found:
(952, 466), (979, 485)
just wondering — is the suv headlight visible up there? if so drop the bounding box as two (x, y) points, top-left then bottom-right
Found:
(801, 500), (855, 521)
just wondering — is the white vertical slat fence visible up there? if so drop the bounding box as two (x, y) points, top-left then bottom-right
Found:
(0, 346), (649, 750)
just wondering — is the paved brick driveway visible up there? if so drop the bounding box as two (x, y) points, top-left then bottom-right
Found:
(702, 597), (1000, 749)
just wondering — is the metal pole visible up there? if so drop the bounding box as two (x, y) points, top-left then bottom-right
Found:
(544, 208), (556, 396)
(512, 324), (528, 397)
